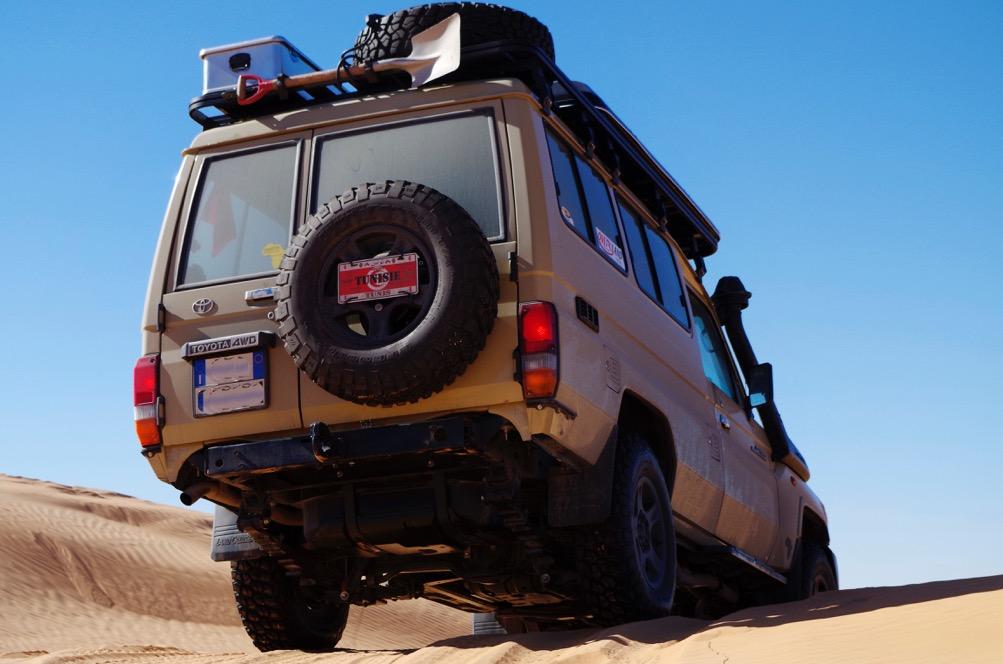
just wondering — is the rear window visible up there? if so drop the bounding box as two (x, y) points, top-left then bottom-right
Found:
(618, 200), (658, 301)
(545, 130), (627, 271)
(313, 112), (504, 239)
(179, 144), (298, 286)
(617, 196), (690, 329)
(575, 160), (626, 271)
(644, 226), (690, 328)
(546, 131), (590, 242)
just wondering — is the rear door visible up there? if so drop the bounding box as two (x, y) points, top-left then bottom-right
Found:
(160, 133), (310, 447)
(298, 103), (521, 425)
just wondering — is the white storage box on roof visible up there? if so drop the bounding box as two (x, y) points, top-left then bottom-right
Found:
(200, 36), (320, 94)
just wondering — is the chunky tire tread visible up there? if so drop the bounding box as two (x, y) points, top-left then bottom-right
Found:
(799, 541), (838, 598)
(275, 181), (499, 406)
(575, 432), (677, 625)
(354, 3), (555, 68)
(232, 557), (348, 652)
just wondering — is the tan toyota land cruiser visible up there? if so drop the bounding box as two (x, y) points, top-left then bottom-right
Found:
(136, 4), (836, 650)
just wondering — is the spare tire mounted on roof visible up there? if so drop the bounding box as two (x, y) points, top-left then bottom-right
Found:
(274, 181), (499, 406)
(353, 3), (555, 86)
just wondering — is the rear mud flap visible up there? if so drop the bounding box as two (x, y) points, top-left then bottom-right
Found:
(211, 505), (262, 562)
(547, 426), (617, 527)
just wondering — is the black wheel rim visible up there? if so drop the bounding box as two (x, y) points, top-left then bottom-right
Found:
(810, 571), (831, 596)
(316, 224), (437, 347)
(632, 474), (670, 589)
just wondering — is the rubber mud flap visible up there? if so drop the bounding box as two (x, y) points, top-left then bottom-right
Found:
(547, 426), (618, 527)
(211, 505), (261, 562)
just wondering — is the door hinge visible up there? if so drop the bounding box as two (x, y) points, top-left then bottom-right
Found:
(508, 251), (519, 283)
(156, 303), (166, 332)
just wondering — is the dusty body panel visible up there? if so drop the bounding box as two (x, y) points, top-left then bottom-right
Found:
(142, 70), (829, 622)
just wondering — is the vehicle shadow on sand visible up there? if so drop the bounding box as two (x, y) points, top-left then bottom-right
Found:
(424, 574), (1003, 651)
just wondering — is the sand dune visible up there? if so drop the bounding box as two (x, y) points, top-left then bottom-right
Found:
(1, 474), (1001, 663)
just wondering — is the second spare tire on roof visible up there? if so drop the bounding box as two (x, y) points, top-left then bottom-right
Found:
(274, 180), (499, 406)
(353, 3), (556, 80)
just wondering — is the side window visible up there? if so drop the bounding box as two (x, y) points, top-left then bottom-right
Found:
(644, 227), (690, 328)
(617, 200), (658, 301)
(575, 160), (626, 271)
(544, 130), (627, 271)
(690, 297), (739, 401)
(545, 131), (589, 242)
(180, 144), (297, 286)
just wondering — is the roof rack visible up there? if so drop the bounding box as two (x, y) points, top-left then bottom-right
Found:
(187, 41), (719, 257)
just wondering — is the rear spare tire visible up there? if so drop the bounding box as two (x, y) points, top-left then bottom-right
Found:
(275, 180), (499, 406)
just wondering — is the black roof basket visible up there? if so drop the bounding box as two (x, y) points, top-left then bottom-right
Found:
(187, 41), (719, 257)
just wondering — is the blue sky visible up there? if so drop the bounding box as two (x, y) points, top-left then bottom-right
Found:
(1, 1), (1000, 589)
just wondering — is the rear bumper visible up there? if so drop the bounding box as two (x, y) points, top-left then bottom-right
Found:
(203, 413), (509, 478)
(197, 413), (515, 558)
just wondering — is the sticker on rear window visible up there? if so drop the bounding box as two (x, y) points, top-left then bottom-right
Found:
(337, 253), (419, 304)
(595, 227), (626, 270)
(560, 205), (576, 226)
(261, 243), (285, 269)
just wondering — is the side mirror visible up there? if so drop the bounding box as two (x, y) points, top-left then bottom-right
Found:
(747, 362), (774, 409)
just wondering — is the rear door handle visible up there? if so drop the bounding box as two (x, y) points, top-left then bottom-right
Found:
(718, 413), (731, 430)
(245, 287), (276, 305)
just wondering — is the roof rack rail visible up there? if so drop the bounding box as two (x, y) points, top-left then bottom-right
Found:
(186, 40), (719, 257)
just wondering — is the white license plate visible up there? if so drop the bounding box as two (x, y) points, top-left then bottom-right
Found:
(193, 351), (267, 417)
(195, 380), (266, 416)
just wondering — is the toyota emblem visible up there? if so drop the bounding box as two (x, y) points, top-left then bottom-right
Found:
(192, 297), (216, 315)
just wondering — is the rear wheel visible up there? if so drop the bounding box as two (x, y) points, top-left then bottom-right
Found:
(576, 432), (677, 625)
(232, 557), (349, 652)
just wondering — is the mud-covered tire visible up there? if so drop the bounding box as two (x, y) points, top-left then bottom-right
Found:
(275, 180), (498, 406)
(576, 432), (677, 625)
(353, 3), (555, 87)
(232, 557), (349, 652)
(791, 542), (838, 599)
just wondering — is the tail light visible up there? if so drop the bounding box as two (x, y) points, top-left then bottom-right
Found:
(133, 354), (162, 447)
(519, 301), (559, 399)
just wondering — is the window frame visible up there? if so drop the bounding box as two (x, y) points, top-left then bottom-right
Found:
(308, 106), (508, 243)
(615, 196), (692, 332)
(543, 128), (630, 275)
(643, 223), (692, 330)
(688, 291), (747, 405)
(617, 196), (660, 302)
(173, 139), (303, 292)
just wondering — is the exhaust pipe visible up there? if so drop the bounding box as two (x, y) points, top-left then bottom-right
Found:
(179, 482), (302, 526)
(179, 482), (213, 506)
(179, 481), (240, 507)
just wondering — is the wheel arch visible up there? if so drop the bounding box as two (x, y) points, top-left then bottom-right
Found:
(617, 390), (678, 495)
(801, 506), (838, 585)
(546, 390), (678, 528)
(800, 507), (830, 547)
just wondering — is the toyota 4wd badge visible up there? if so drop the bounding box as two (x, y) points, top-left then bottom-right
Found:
(337, 253), (419, 304)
